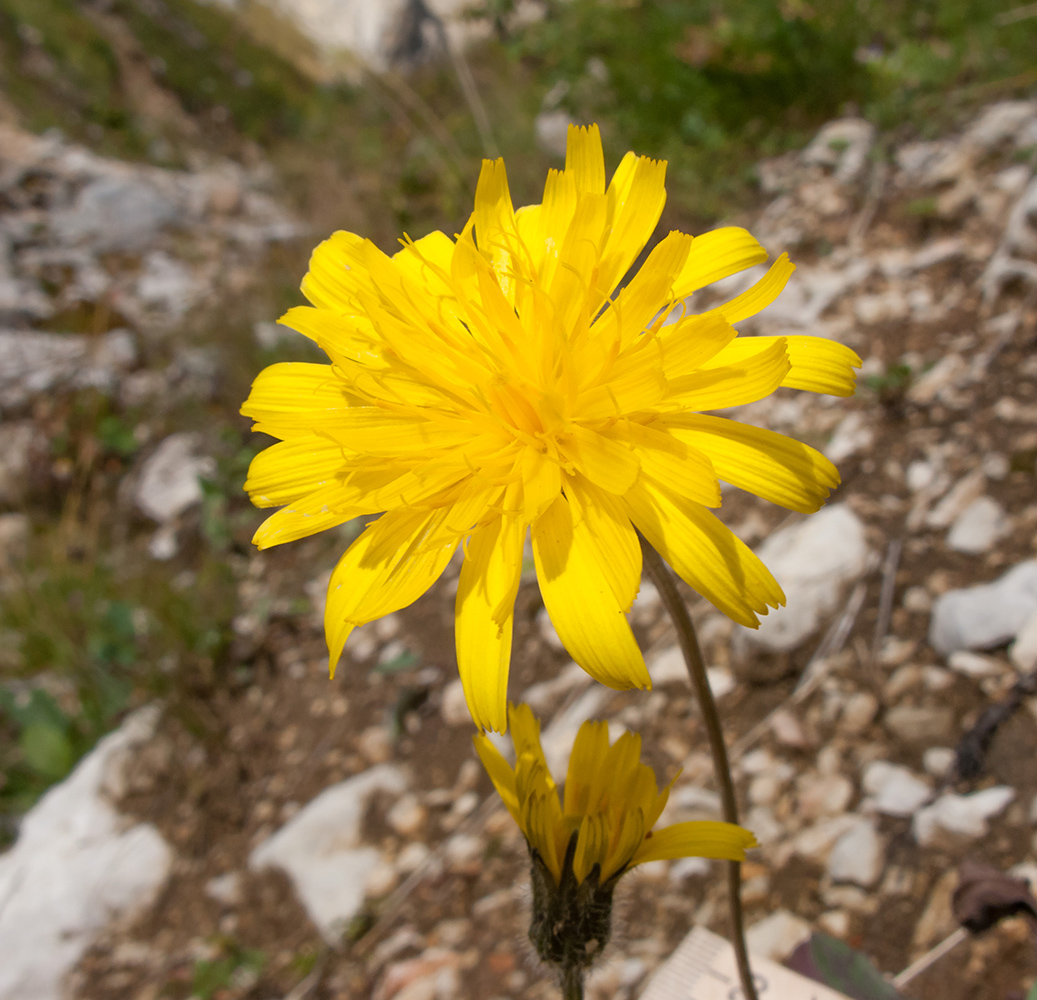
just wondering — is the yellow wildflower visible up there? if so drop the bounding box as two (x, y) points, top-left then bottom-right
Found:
(241, 123), (860, 732)
(474, 703), (755, 888)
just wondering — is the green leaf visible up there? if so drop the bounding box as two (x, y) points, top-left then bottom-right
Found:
(1025, 980), (1037, 1000)
(20, 722), (75, 780)
(787, 933), (902, 1000)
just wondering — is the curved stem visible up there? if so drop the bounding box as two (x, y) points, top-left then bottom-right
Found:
(640, 538), (759, 1000)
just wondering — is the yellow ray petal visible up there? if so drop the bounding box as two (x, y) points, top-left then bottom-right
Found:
(520, 447), (563, 523)
(251, 485), (368, 549)
(564, 475), (642, 611)
(240, 362), (352, 438)
(602, 807), (645, 881)
(664, 337), (790, 411)
(623, 422), (720, 507)
(509, 702), (548, 766)
(573, 812), (607, 884)
(645, 769), (681, 830)
(589, 231), (693, 353)
(704, 334), (862, 396)
(706, 252), (795, 325)
(532, 495), (650, 690)
(566, 123), (606, 194)
(671, 227), (770, 301)
(597, 154), (668, 305)
(663, 413), (839, 513)
(563, 719), (611, 817)
(653, 312), (739, 379)
(455, 514), (525, 733)
(324, 505), (468, 672)
(474, 156), (520, 303)
(625, 480), (784, 627)
(631, 820), (756, 866)
(473, 733), (521, 821)
(562, 423), (640, 495)
(321, 406), (472, 457)
(278, 306), (383, 366)
(530, 168), (578, 288)
(301, 230), (378, 311)
(244, 434), (346, 508)
(547, 191), (608, 338)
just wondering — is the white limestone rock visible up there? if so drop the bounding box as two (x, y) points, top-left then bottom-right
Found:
(738, 504), (870, 654)
(51, 176), (181, 252)
(0, 329), (137, 411)
(0, 707), (173, 1000)
(135, 433), (216, 523)
(539, 685), (613, 777)
(745, 909), (812, 962)
(802, 118), (875, 183)
(929, 559), (1037, 655)
(861, 761), (932, 817)
(1010, 612), (1037, 672)
(249, 764), (407, 943)
(946, 496), (1009, 554)
(913, 786), (1015, 847)
(828, 818), (884, 887)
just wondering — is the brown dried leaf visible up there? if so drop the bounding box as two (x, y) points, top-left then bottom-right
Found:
(952, 860), (1037, 934)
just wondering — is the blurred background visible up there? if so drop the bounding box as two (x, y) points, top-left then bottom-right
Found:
(1, 2), (1037, 999)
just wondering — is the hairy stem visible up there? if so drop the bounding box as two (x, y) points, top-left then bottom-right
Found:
(560, 964), (584, 1000)
(640, 538), (759, 1000)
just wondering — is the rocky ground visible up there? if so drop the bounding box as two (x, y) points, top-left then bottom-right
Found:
(2, 96), (1037, 1000)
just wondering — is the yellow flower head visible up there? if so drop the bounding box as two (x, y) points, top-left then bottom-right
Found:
(474, 703), (755, 888)
(241, 124), (860, 732)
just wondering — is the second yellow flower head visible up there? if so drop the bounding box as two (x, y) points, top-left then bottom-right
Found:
(474, 703), (755, 887)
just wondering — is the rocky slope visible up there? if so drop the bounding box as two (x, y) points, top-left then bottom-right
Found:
(2, 98), (1037, 1000)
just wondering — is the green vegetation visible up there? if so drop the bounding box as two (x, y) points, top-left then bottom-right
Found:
(191, 941), (266, 999)
(497, 0), (1037, 216)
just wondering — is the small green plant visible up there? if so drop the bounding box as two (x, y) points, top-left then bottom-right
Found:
(191, 942), (266, 1000)
(905, 196), (939, 217)
(865, 362), (913, 410)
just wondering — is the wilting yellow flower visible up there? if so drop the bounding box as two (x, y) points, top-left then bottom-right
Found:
(241, 123), (860, 732)
(474, 703), (755, 888)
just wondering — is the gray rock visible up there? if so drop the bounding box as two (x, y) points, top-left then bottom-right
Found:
(540, 685), (613, 776)
(802, 118), (875, 183)
(737, 504), (870, 654)
(745, 910), (812, 962)
(884, 705), (955, 744)
(0, 421), (40, 505)
(925, 470), (985, 529)
(52, 177), (180, 252)
(135, 433), (215, 523)
(0, 329), (137, 411)
(535, 110), (575, 158)
(134, 251), (203, 319)
(249, 764), (407, 942)
(913, 787), (1015, 847)
(1010, 612), (1037, 672)
(824, 411), (874, 463)
(929, 559), (1037, 654)
(827, 819), (884, 887)
(861, 761), (932, 816)
(964, 100), (1037, 149)
(946, 496), (1009, 554)
(0, 707), (172, 1000)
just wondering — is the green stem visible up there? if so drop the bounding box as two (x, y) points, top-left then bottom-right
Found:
(560, 964), (584, 1000)
(640, 538), (759, 1000)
